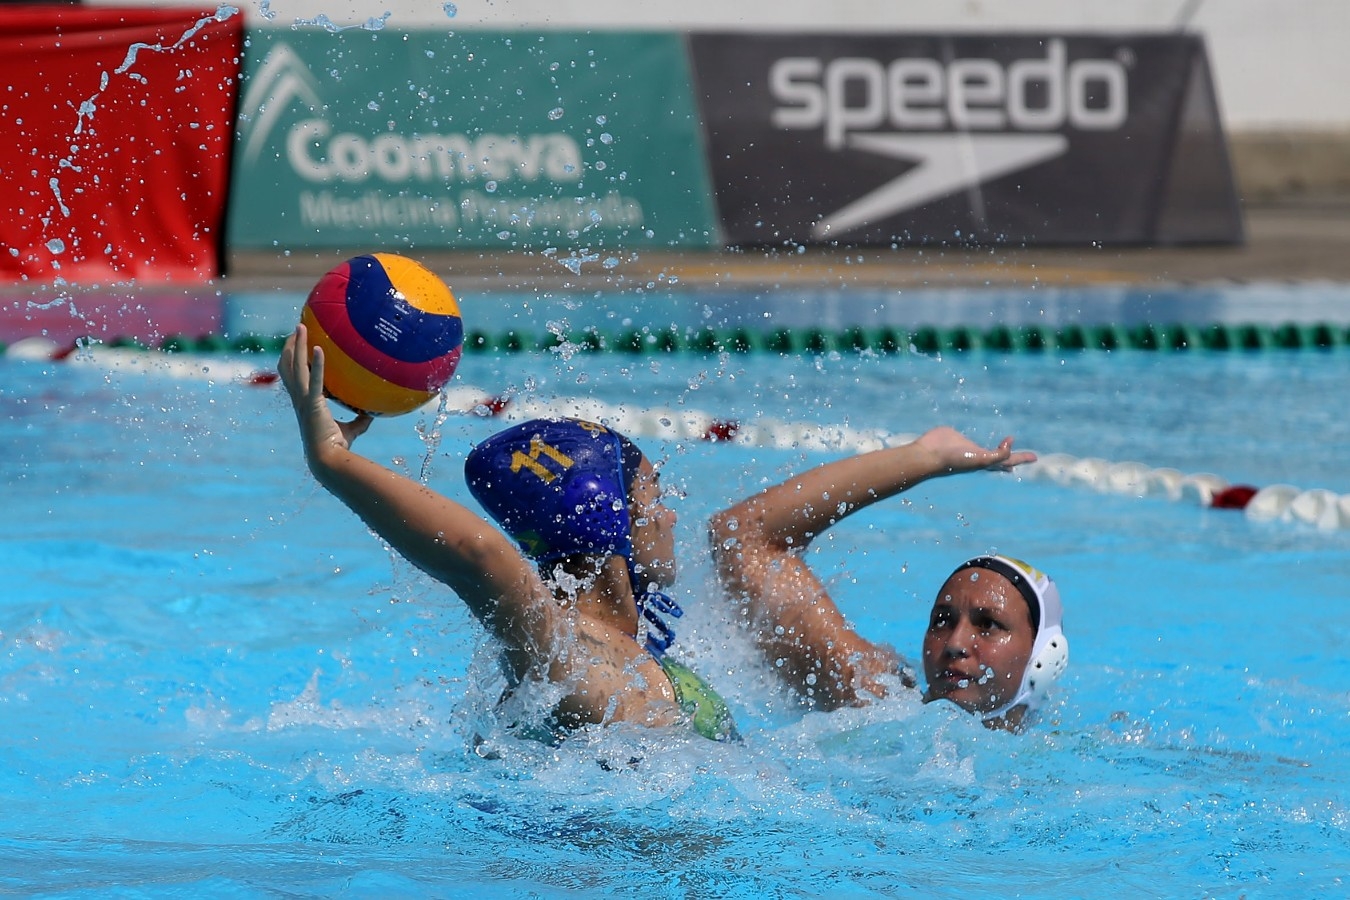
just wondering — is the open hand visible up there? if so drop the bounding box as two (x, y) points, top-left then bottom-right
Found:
(278, 324), (372, 457)
(915, 426), (1036, 475)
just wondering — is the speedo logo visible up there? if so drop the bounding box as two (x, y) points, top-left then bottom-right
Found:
(770, 40), (1128, 146)
(767, 40), (1130, 236)
(238, 42), (582, 185)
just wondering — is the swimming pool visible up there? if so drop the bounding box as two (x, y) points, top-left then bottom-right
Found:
(3, 329), (1349, 896)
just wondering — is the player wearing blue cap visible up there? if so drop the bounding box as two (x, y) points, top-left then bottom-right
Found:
(279, 325), (1065, 739)
(462, 415), (737, 740)
(280, 325), (734, 741)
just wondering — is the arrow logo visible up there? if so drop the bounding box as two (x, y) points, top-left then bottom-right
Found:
(812, 132), (1069, 238)
(238, 42), (322, 164)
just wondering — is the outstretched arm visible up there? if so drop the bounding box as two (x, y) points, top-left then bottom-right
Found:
(720, 427), (1033, 552)
(709, 428), (1034, 709)
(278, 325), (555, 678)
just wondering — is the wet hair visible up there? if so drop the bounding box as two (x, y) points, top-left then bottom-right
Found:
(614, 433), (645, 497)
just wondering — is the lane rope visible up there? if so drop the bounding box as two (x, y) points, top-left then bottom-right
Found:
(14, 339), (1349, 530)
(4, 318), (1350, 358)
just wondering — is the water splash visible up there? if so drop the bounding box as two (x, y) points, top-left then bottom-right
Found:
(416, 392), (455, 484)
(113, 5), (240, 75)
(53, 4), (242, 218)
(25, 295), (71, 312)
(46, 179), (70, 217)
(557, 250), (601, 275)
(295, 11), (392, 32)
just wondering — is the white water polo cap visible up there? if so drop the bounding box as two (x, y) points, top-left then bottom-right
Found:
(955, 555), (1069, 720)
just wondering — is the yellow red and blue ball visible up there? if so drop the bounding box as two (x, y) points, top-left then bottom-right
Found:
(300, 253), (463, 416)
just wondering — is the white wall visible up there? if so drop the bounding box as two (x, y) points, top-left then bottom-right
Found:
(100, 0), (1350, 130)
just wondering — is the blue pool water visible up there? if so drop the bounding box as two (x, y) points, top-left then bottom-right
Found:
(3, 336), (1350, 897)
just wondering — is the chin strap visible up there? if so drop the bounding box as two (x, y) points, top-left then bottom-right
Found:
(639, 589), (684, 657)
(626, 558), (683, 657)
(980, 691), (1031, 724)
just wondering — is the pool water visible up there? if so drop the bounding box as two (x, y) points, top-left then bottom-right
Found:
(3, 342), (1349, 897)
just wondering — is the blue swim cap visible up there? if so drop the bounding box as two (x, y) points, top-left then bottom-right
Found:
(464, 418), (681, 655)
(465, 418), (641, 562)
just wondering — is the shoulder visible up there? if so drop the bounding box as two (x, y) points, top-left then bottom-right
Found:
(546, 616), (681, 725)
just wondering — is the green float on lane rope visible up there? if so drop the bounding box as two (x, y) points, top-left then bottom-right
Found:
(7, 322), (1350, 358)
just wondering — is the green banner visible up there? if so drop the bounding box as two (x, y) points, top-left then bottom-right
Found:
(229, 29), (719, 250)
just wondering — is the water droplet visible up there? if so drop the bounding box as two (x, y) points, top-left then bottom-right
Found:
(46, 239), (65, 254)
(547, 107), (565, 121)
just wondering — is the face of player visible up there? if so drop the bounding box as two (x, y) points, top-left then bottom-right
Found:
(922, 567), (1036, 716)
(627, 457), (677, 589)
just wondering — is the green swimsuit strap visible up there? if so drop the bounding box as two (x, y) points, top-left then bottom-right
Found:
(659, 656), (740, 742)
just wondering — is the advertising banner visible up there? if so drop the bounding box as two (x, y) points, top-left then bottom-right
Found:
(687, 33), (1242, 246)
(0, 6), (243, 284)
(229, 29), (719, 251)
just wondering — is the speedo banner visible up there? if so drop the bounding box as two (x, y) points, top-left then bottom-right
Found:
(229, 29), (719, 250)
(0, 6), (243, 284)
(687, 33), (1243, 246)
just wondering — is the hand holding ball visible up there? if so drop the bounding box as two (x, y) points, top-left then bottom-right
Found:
(301, 253), (463, 416)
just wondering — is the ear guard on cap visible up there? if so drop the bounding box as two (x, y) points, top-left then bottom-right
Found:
(1023, 632), (1069, 697)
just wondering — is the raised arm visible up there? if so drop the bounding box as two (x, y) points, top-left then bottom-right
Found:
(715, 427), (1034, 553)
(278, 325), (556, 677)
(709, 427), (1034, 709)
